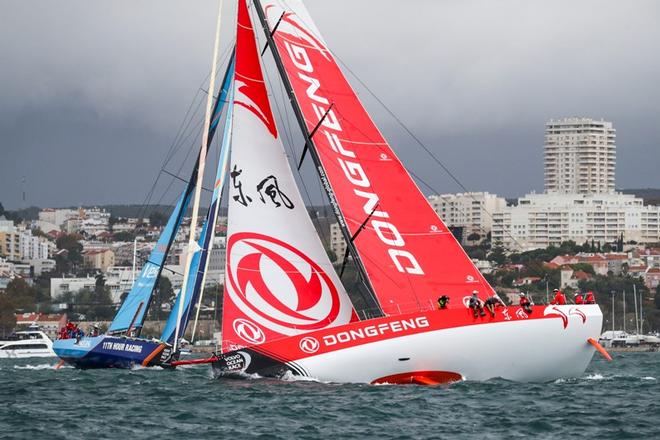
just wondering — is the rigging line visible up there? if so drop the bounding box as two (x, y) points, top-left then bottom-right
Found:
(334, 56), (523, 247)
(259, 22), (333, 256)
(136, 45), (234, 222)
(252, 0), (380, 313)
(408, 167), (527, 253)
(161, 169), (214, 194)
(270, 3), (518, 254)
(262, 27), (333, 253)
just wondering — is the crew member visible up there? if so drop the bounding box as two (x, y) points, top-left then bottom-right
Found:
(484, 296), (504, 317)
(468, 291), (486, 318)
(58, 326), (69, 340)
(437, 295), (450, 310)
(66, 320), (76, 338)
(550, 288), (566, 305)
(585, 291), (596, 304)
(574, 292), (584, 305)
(519, 292), (533, 314)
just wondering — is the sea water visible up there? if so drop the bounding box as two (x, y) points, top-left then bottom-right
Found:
(1, 353), (658, 439)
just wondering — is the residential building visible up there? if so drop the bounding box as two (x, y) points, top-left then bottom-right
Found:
(492, 193), (660, 251)
(329, 222), (346, 261)
(83, 248), (115, 272)
(38, 208), (77, 229)
(19, 230), (54, 261)
(50, 275), (97, 299)
(0, 230), (21, 261)
(29, 259), (56, 276)
(544, 117), (616, 195)
(427, 192), (506, 242)
(104, 266), (139, 303)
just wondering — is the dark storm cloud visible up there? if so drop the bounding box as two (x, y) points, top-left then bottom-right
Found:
(1, 0), (659, 209)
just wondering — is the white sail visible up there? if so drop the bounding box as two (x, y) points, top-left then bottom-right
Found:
(221, 0), (356, 352)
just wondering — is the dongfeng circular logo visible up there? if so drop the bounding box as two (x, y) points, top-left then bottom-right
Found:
(299, 336), (320, 354)
(227, 232), (342, 334)
(233, 318), (266, 345)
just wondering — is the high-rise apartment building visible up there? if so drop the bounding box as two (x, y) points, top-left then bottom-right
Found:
(427, 192), (506, 242)
(544, 117), (616, 194)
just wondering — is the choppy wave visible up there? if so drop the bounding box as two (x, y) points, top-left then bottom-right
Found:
(2, 353), (659, 439)
(13, 363), (63, 370)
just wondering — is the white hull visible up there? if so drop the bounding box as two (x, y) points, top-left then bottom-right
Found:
(214, 305), (604, 384)
(0, 331), (56, 359)
(300, 307), (601, 383)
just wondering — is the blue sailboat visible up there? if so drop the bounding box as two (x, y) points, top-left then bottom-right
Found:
(53, 55), (235, 369)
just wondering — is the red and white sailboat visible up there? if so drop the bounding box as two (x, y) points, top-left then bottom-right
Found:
(206, 0), (603, 384)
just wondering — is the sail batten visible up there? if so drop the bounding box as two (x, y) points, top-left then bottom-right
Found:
(256, 0), (496, 315)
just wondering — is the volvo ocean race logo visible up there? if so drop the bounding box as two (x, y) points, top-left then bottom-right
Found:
(299, 336), (320, 354)
(227, 232), (343, 335)
(233, 318), (266, 345)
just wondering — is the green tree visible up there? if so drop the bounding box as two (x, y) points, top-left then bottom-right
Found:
(467, 232), (481, 242)
(149, 211), (168, 228)
(113, 231), (135, 242)
(5, 278), (40, 310)
(55, 233), (83, 272)
(569, 263), (595, 275)
(488, 246), (507, 265)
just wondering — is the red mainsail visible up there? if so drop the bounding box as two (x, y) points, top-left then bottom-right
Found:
(258, 0), (496, 315)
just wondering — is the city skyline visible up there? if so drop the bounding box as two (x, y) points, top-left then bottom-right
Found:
(1, 0), (659, 209)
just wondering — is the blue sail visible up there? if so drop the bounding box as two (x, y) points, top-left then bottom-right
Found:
(107, 55), (235, 335)
(160, 85), (234, 345)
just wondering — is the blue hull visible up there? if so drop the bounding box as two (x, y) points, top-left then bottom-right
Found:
(53, 336), (171, 369)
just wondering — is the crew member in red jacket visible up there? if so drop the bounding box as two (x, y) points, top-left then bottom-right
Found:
(574, 292), (584, 304)
(550, 289), (566, 305)
(519, 292), (533, 314)
(585, 291), (596, 304)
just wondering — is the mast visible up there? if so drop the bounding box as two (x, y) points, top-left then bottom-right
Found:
(639, 286), (644, 334)
(633, 283), (639, 335)
(611, 292), (615, 333)
(251, 0), (380, 314)
(174, 0), (224, 352)
(192, 87), (234, 343)
(131, 238), (137, 287)
(622, 289), (626, 334)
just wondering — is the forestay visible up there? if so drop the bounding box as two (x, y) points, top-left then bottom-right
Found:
(221, 0), (356, 353)
(259, 0), (496, 314)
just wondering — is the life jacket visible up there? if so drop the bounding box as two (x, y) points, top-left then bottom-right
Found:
(585, 292), (595, 303)
(575, 294), (584, 304)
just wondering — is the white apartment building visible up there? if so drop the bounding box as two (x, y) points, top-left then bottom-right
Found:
(427, 192), (506, 241)
(19, 230), (53, 260)
(38, 208), (78, 229)
(329, 222), (346, 261)
(544, 117), (616, 195)
(492, 193), (660, 251)
(50, 275), (98, 299)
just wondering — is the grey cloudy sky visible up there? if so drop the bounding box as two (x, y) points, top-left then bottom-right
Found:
(1, 0), (659, 210)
